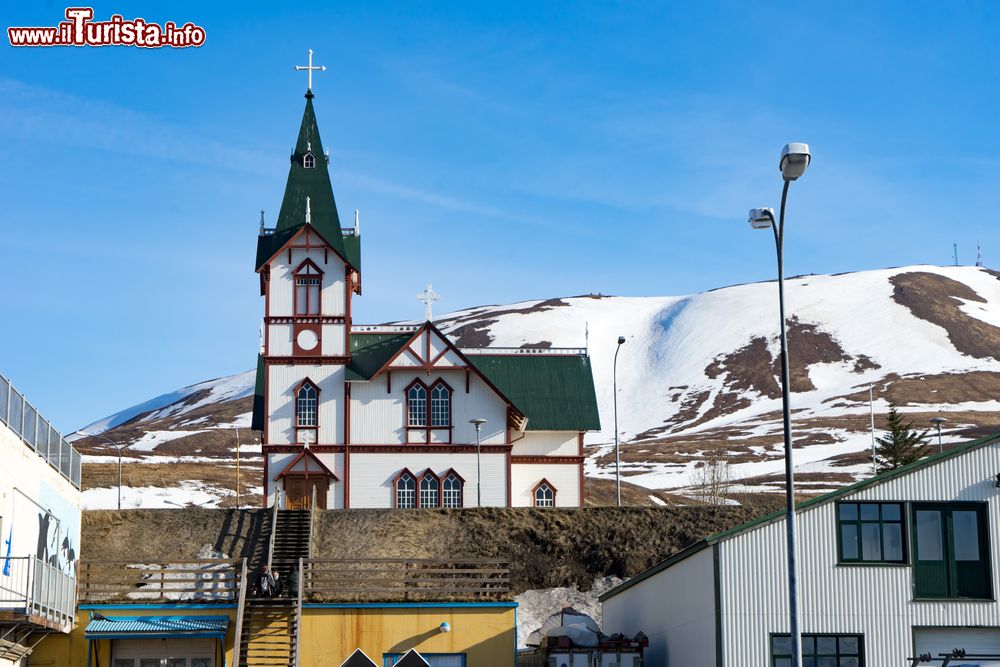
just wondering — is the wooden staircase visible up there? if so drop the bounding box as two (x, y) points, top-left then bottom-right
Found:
(239, 598), (298, 667)
(236, 508), (311, 667)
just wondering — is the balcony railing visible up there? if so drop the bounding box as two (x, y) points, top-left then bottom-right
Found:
(0, 374), (81, 489)
(303, 558), (511, 602)
(0, 556), (77, 632)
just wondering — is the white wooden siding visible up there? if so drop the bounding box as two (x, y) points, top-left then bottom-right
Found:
(347, 453), (507, 508)
(715, 441), (1000, 667)
(266, 364), (344, 445)
(268, 246), (345, 317)
(269, 323), (293, 356)
(321, 324), (346, 356)
(602, 547), (716, 667)
(512, 432), (580, 457)
(266, 452), (345, 509)
(348, 371), (506, 445)
(510, 463), (580, 507)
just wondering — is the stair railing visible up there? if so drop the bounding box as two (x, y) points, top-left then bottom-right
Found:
(309, 484), (317, 558)
(294, 556), (304, 667)
(266, 499), (279, 570)
(232, 557), (248, 667)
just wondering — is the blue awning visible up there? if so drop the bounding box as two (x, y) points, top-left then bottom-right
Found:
(84, 615), (229, 640)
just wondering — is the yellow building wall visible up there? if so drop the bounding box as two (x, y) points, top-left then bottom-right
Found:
(27, 607), (239, 667)
(28, 604), (516, 667)
(300, 605), (516, 667)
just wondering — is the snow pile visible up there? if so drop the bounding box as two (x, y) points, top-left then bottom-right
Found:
(82, 480), (233, 509)
(514, 576), (624, 648)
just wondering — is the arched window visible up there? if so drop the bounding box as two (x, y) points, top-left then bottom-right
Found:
(534, 481), (555, 508)
(296, 382), (318, 427)
(419, 474), (439, 508)
(303, 152), (315, 169)
(442, 473), (463, 509)
(395, 472), (416, 509)
(430, 382), (451, 427)
(407, 383), (427, 427)
(294, 260), (322, 316)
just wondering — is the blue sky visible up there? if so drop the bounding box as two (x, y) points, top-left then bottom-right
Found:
(2, 1), (999, 431)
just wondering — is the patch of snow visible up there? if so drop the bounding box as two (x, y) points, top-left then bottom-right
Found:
(82, 480), (234, 509)
(128, 430), (207, 452)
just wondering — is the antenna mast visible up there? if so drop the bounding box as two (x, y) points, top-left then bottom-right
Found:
(953, 242), (959, 266)
(977, 241), (984, 267)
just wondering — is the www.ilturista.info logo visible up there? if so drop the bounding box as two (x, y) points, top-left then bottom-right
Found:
(8, 8), (206, 48)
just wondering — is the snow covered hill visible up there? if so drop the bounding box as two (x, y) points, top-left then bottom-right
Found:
(73, 265), (1000, 507)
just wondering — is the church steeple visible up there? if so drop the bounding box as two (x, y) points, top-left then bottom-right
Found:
(272, 94), (350, 263)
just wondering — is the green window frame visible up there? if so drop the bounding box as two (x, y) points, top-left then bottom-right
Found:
(837, 502), (906, 564)
(912, 502), (993, 599)
(771, 633), (864, 667)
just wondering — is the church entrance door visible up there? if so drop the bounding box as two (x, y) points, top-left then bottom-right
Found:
(285, 477), (328, 510)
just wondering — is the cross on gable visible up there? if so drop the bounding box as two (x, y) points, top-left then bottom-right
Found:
(417, 283), (439, 322)
(295, 48), (327, 92)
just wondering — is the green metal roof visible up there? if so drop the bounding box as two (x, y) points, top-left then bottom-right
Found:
(469, 354), (601, 431)
(600, 432), (1000, 602)
(84, 615), (229, 639)
(255, 94), (356, 272)
(343, 233), (361, 273)
(347, 332), (412, 380)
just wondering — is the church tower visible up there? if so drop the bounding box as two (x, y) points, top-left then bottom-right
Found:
(252, 64), (361, 509)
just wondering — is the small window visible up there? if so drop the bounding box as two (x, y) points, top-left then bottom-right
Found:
(296, 382), (318, 427)
(395, 473), (416, 509)
(442, 473), (463, 509)
(430, 383), (450, 427)
(419, 474), (439, 508)
(837, 502), (905, 563)
(407, 384), (427, 427)
(534, 482), (555, 508)
(771, 633), (863, 667)
(303, 152), (315, 168)
(913, 503), (991, 599)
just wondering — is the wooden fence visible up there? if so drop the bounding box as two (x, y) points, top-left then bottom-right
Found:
(78, 560), (242, 604)
(303, 558), (510, 602)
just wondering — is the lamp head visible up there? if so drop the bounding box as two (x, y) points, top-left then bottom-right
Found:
(748, 207), (775, 230)
(469, 418), (487, 429)
(617, 336), (626, 345)
(779, 143), (811, 181)
(439, 622), (451, 633)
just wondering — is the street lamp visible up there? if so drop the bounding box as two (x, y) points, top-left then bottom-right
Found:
(613, 336), (626, 507)
(76, 431), (126, 510)
(469, 418), (487, 507)
(748, 141), (811, 667)
(930, 416), (947, 453)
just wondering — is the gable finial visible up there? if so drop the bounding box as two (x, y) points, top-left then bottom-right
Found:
(294, 48), (327, 96)
(354, 209), (360, 235)
(305, 196), (312, 226)
(417, 283), (440, 322)
(259, 209), (265, 234)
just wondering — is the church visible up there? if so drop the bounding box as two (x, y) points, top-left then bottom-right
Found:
(251, 55), (600, 510)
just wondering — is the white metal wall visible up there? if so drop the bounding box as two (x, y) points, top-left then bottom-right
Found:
(266, 451), (345, 509)
(510, 463), (580, 507)
(347, 452), (508, 508)
(266, 365), (345, 445)
(348, 371), (507, 445)
(716, 441), (1000, 667)
(512, 432), (580, 457)
(267, 247), (346, 317)
(602, 547), (716, 667)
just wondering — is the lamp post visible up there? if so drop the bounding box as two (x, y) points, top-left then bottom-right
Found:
(930, 416), (947, 453)
(77, 431), (125, 510)
(469, 418), (487, 507)
(613, 336), (626, 507)
(748, 142), (811, 667)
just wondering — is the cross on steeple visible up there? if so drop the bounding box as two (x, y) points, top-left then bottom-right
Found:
(295, 48), (327, 93)
(417, 283), (440, 322)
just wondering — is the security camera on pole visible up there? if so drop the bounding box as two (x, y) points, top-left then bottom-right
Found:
(747, 142), (811, 667)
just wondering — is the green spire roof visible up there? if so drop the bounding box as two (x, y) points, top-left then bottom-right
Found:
(262, 93), (353, 269)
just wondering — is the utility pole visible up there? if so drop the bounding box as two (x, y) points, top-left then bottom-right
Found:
(235, 427), (241, 509)
(953, 242), (959, 266)
(869, 385), (877, 476)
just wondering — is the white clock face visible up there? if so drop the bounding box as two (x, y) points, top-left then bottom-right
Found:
(297, 329), (319, 351)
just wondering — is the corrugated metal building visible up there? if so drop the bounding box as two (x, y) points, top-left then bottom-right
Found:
(601, 435), (1000, 667)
